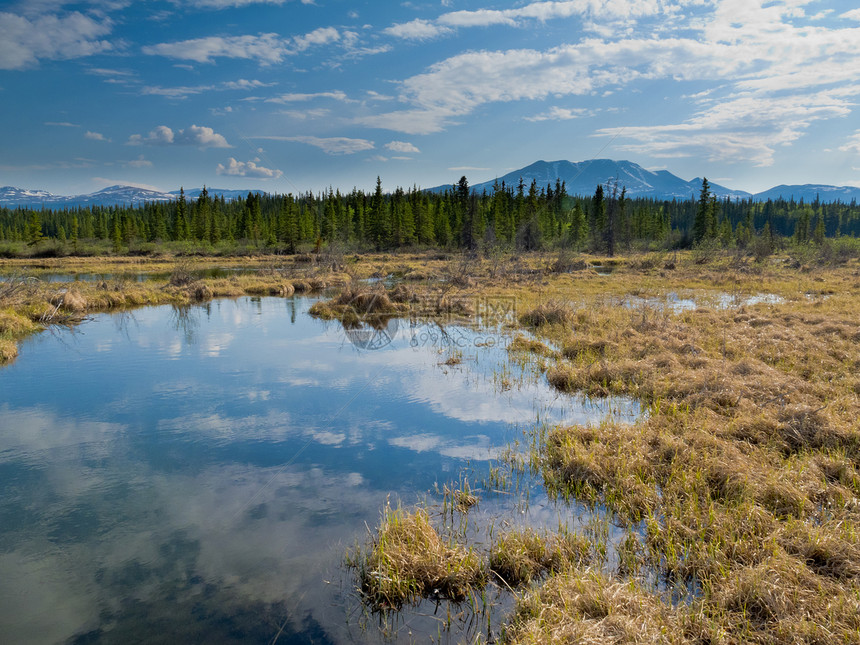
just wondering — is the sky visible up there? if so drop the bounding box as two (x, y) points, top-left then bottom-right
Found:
(1, 0), (860, 196)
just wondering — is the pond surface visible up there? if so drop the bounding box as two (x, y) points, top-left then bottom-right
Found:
(0, 293), (637, 644)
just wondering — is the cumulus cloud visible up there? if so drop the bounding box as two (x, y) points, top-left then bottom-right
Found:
(256, 135), (374, 155)
(0, 10), (114, 70)
(84, 131), (110, 141)
(127, 125), (230, 148)
(216, 157), (282, 178)
(293, 26), (340, 51)
(384, 141), (420, 154)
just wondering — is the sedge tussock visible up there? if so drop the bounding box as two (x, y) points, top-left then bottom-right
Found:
(489, 528), (590, 586)
(503, 569), (690, 645)
(0, 338), (18, 362)
(519, 301), (575, 328)
(348, 504), (486, 610)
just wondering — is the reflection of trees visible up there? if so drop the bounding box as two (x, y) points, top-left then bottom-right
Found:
(170, 305), (200, 345)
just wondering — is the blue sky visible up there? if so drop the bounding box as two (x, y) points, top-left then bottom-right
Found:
(1, 0), (860, 196)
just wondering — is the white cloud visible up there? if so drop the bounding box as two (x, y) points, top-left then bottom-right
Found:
(86, 67), (134, 77)
(279, 108), (331, 120)
(0, 11), (114, 70)
(265, 90), (349, 103)
(598, 91), (853, 166)
(293, 26), (340, 51)
(356, 108), (457, 135)
(128, 125), (230, 148)
(438, 9), (518, 28)
(449, 166), (490, 171)
(222, 78), (274, 90)
(45, 121), (79, 127)
(91, 178), (163, 191)
(216, 157), (282, 179)
(142, 33), (289, 64)
(257, 135), (375, 155)
(183, 0), (290, 7)
(142, 27), (343, 64)
(364, 2), (860, 165)
(142, 79), (274, 99)
(839, 132), (860, 155)
(384, 0), (668, 40)
(142, 85), (209, 99)
(128, 125), (174, 146)
(125, 155), (153, 168)
(384, 18), (453, 40)
(384, 141), (420, 154)
(525, 106), (590, 121)
(85, 131), (110, 141)
(842, 9), (860, 21)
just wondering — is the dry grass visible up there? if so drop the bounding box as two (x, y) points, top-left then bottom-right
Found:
(510, 259), (860, 644)
(348, 504), (486, 609)
(0, 338), (17, 362)
(0, 262), (353, 363)
(503, 569), (691, 644)
(508, 334), (556, 358)
(519, 300), (576, 328)
(490, 528), (590, 587)
(309, 284), (410, 326)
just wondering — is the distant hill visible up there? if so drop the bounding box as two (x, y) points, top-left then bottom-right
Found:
(0, 185), (265, 209)
(752, 184), (860, 203)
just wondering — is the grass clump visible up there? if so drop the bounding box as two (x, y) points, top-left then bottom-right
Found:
(503, 569), (690, 644)
(490, 528), (590, 587)
(348, 504), (486, 610)
(508, 334), (556, 358)
(519, 300), (575, 328)
(309, 284), (409, 326)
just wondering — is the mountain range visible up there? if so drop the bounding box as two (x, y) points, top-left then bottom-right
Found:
(2, 160), (859, 208)
(431, 159), (860, 203)
(0, 185), (261, 209)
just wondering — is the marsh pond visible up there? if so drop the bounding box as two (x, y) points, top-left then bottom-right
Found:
(0, 289), (637, 643)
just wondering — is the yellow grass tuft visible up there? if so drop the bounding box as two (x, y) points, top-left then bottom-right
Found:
(348, 504), (486, 609)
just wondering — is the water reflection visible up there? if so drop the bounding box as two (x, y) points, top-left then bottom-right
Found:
(0, 295), (637, 644)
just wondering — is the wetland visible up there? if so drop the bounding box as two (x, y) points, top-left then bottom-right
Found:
(1, 250), (859, 644)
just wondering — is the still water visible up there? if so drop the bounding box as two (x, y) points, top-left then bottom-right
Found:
(0, 294), (636, 644)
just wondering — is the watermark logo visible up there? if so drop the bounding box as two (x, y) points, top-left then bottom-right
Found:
(342, 295), (517, 351)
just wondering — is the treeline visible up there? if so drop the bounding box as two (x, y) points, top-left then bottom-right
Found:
(2, 177), (859, 255)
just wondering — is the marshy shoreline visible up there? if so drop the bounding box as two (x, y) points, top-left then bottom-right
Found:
(3, 249), (860, 643)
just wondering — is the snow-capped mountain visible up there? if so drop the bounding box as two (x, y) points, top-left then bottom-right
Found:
(0, 186), (57, 204)
(0, 185), (264, 209)
(753, 184), (860, 203)
(432, 159), (752, 200)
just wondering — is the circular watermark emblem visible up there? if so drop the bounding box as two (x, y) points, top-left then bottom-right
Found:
(341, 291), (400, 351)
